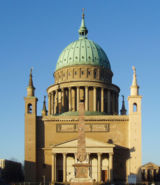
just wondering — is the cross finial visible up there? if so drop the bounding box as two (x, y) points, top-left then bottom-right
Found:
(132, 66), (136, 73)
(82, 8), (85, 18)
(122, 95), (124, 101)
(30, 67), (34, 75)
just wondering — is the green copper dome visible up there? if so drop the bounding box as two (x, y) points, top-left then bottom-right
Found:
(56, 12), (111, 71)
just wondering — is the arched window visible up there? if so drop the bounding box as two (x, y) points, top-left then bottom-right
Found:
(28, 103), (32, 114)
(133, 103), (137, 112)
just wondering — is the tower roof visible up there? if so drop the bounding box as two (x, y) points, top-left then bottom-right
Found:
(28, 68), (34, 87)
(55, 12), (111, 71)
(130, 66), (139, 96)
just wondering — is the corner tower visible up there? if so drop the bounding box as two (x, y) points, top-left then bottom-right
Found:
(24, 69), (38, 182)
(128, 66), (142, 181)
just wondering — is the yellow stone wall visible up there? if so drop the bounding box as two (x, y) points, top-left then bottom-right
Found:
(33, 115), (129, 181)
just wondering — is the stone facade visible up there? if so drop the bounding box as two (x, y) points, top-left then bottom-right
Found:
(24, 14), (142, 184)
(141, 163), (160, 183)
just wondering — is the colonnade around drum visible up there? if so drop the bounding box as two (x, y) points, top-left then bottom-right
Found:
(48, 86), (119, 115)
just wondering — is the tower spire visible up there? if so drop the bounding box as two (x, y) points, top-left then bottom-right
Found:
(42, 96), (47, 116)
(132, 66), (138, 86)
(29, 68), (34, 87)
(78, 8), (88, 39)
(120, 95), (127, 115)
(27, 68), (35, 96)
(130, 66), (139, 96)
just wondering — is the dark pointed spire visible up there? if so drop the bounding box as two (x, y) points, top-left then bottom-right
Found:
(120, 95), (127, 115)
(78, 8), (88, 39)
(42, 96), (47, 116)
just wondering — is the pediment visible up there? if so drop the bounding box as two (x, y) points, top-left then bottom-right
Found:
(141, 162), (159, 169)
(54, 137), (115, 148)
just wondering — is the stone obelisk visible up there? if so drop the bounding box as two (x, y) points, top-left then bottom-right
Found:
(71, 102), (93, 185)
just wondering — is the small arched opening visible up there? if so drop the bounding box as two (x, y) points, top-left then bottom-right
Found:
(28, 103), (32, 114)
(133, 103), (137, 112)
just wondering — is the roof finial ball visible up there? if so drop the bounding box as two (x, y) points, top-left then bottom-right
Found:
(79, 8), (88, 39)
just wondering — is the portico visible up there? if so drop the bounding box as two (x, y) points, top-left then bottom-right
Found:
(51, 137), (114, 183)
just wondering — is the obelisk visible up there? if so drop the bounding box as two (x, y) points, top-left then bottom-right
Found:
(71, 102), (93, 185)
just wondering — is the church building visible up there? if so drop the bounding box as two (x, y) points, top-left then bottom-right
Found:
(24, 13), (142, 183)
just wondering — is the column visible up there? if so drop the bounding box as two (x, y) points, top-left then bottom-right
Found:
(85, 86), (89, 111)
(87, 153), (91, 177)
(112, 93), (114, 114)
(77, 87), (80, 111)
(72, 88), (76, 111)
(101, 88), (104, 112)
(58, 90), (62, 114)
(69, 87), (71, 111)
(53, 91), (56, 114)
(116, 94), (119, 115)
(97, 153), (101, 182)
(48, 93), (51, 115)
(93, 87), (97, 112)
(63, 153), (67, 182)
(55, 90), (58, 114)
(74, 153), (77, 177)
(61, 88), (64, 113)
(74, 153), (77, 163)
(52, 154), (56, 183)
(107, 90), (111, 114)
(109, 153), (113, 182)
(51, 92), (54, 115)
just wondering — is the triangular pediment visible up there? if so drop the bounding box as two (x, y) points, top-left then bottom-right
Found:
(141, 162), (159, 169)
(54, 137), (114, 148)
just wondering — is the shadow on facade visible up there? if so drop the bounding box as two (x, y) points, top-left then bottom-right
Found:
(113, 145), (130, 183)
(25, 161), (51, 183)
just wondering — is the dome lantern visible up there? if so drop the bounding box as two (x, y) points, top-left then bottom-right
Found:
(78, 8), (88, 39)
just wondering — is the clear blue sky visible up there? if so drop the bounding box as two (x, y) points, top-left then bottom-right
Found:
(0, 0), (160, 165)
